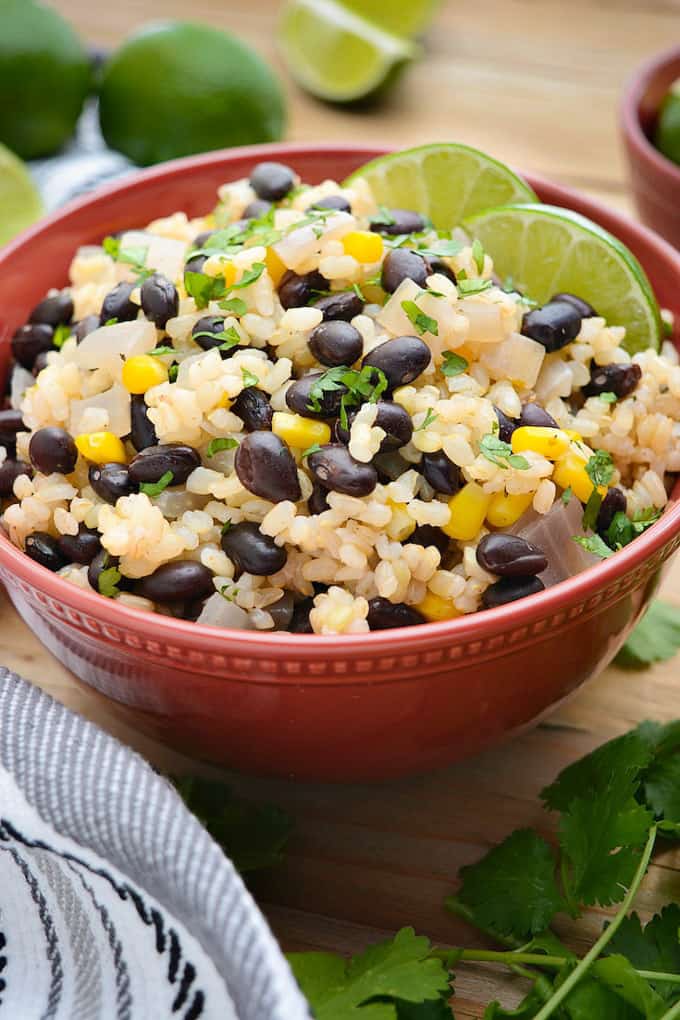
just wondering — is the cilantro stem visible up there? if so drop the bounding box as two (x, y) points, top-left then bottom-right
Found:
(531, 824), (658, 1020)
(435, 948), (680, 984)
(443, 898), (522, 948)
(659, 997), (680, 1020)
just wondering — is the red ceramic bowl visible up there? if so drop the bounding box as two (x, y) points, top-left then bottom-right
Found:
(621, 44), (680, 248)
(1, 143), (680, 782)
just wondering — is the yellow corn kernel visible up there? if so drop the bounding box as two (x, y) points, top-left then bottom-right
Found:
(272, 411), (331, 449)
(385, 500), (416, 542)
(222, 262), (238, 287)
(511, 426), (570, 461)
(486, 491), (533, 528)
(75, 432), (127, 464)
(265, 247), (287, 287)
(564, 429), (583, 443)
(553, 451), (607, 503)
(417, 591), (462, 622)
(442, 482), (491, 541)
(122, 354), (168, 394)
(342, 230), (384, 264)
(216, 393), (232, 409)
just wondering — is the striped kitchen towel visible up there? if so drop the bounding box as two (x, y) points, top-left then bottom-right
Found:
(0, 668), (311, 1020)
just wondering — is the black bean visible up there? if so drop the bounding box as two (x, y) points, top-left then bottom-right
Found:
(307, 482), (329, 514)
(235, 432), (301, 503)
(193, 230), (215, 247)
(0, 409), (25, 449)
(551, 292), (597, 318)
(406, 524), (450, 557)
(89, 463), (136, 504)
(308, 444), (377, 497)
(336, 400), (413, 452)
(289, 597), (314, 633)
(128, 444), (201, 486)
(286, 372), (347, 420)
(249, 161), (296, 201)
(428, 258), (457, 284)
(362, 335), (431, 390)
(596, 486), (627, 537)
(185, 254), (208, 276)
(519, 402), (558, 429)
(306, 194), (351, 213)
(88, 550), (130, 593)
(25, 531), (68, 572)
(221, 520), (287, 576)
(308, 320), (363, 367)
(482, 575), (545, 609)
(367, 597), (425, 630)
(130, 394), (158, 452)
(278, 270), (326, 310)
(521, 300), (582, 352)
(313, 290), (363, 321)
(136, 561), (215, 603)
(74, 314), (101, 343)
(477, 534), (548, 578)
(582, 362), (642, 400)
(381, 249), (430, 293)
(420, 450), (462, 495)
(243, 199), (272, 219)
(11, 323), (54, 369)
(32, 351), (50, 375)
(231, 387), (273, 432)
(495, 406), (518, 443)
(140, 273), (179, 329)
(29, 291), (74, 327)
(100, 281), (138, 325)
(268, 590), (296, 630)
(0, 459), (32, 496)
(57, 526), (101, 565)
(370, 208), (426, 236)
(29, 427), (77, 475)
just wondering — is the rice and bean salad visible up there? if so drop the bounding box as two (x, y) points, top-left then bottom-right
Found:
(1, 161), (678, 634)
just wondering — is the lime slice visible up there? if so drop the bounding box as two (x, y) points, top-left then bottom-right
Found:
(278, 0), (418, 102)
(0, 143), (43, 246)
(345, 143), (537, 229)
(340, 0), (441, 37)
(465, 203), (661, 354)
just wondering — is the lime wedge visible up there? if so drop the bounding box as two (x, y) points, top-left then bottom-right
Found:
(465, 203), (662, 354)
(278, 0), (418, 102)
(0, 142), (43, 246)
(345, 143), (537, 229)
(340, 0), (441, 37)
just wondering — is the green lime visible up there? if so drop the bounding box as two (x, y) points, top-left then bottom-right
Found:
(465, 203), (662, 354)
(0, 142), (43, 246)
(345, 143), (537, 228)
(654, 80), (680, 167)
(0, 0), (91, 159)
(331, 0), (440, 39)
(278, 0), (418, 103)
(99, 21), (286, 167)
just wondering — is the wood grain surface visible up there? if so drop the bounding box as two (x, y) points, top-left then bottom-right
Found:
(5, 1), (680, 1014)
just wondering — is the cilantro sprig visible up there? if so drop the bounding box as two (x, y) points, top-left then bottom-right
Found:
(479, 433), (530, 470)
(139, 470), (174, 497)
(206, 437), (238, 457)
(307, 364), (388, 430)
(441, 351), (469, 377)
(401, 298), (439, 336)
(102, 235), (153, 282)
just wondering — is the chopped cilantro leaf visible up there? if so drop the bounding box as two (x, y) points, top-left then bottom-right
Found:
(401, 299), (438, 336)
(307, 365), (347, 413)
(417, 238), (464, 259)
(140, 470), (174, 497)
(599, 391), (618, 404)
(607, 511), (634, 549)
(148, 345), (175, 357)
(585, 449), (614, 488)
(458, 278), (493, 296)
(104, 317), (118, 327)
(371, 204), (396, 226)
(582, 489), (603, 532)
(479, 434), (529, 470)
(352, 282), (365, 302)
(97, 565), (121, 598)
(414, 408), (438, 432)
(472, 238), (485, 275)
(562, 486), (573, 506)
(302, 443), (322, 459)
(241, 367), (259, 388)
(220, 297), (248, 316)
(192, 326), (241, 352)
(184, 271), (226, 309)
(168, 364), (178, 383)
(206, 437), (238, 457)
(441, 351), (468, 377)
(230, 262), (265, 290)
(219, 584), (239, 602)
(102, 235), (120, 259)
(52, 324), (71, 350)
(307, 364), (387, 425)
(220, 519), (232, 535)
(573, 533), (613, 558)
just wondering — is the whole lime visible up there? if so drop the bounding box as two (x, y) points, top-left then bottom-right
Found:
(654, 80), (680, 168)
(0, 0), (91, 159)
(99, 21), (286, 166)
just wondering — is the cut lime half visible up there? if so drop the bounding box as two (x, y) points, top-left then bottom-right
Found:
(278, 0), (418, 102)
(345, 143), (537, 229)
(465, 203), (662, 354)
(0, 142), (43, 246)
(340, 0), (441, 38)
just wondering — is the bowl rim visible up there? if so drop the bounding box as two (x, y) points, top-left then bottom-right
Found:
(2, 141), (680, 655)
(621, 42), (680, 185)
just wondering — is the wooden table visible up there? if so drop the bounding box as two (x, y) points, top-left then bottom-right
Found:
(6, 1), (680, 1014)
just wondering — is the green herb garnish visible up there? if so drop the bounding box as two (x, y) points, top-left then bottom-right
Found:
(582, 488), (603, 532)
(98, 564), (121, 598)
(230, 262), (265, 290)
(104, 317), (118, 327)
(441, 351), (469, 377)
(193, 326), (241, 352)
(472, 238), (485, 275)
(599, 391), (618, 404)
(184, 271), (227, 309)
(561, 486), (573, 505)
(206, 437), (238, 457)
(585, 449), (614, 488)
(573, 533), (613, 558)
(401, 299), (438, 336)
(306, 364), (388, 430)
(458, 278), (493, 296)
(220, 296), (248, 316)
(241, 367), (259, 388)
(140, 470), (174, 497)
(168, 364), (179, 383)
(52, 324), (71, 350)
(417, 237), (464, 259)
(148, 345), (176, 357)
(479, 433), (530, 470)
(414, 408), (438, 432)
(302, 443), (322, 459)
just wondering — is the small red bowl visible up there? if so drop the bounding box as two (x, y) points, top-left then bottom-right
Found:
(621, 44), (680, 248)
(1, 143), (680, 782)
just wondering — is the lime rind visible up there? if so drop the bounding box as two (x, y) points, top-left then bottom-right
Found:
(279, 0), (418, 103)
(345, 143), (537, 228)
(464, 203), (662, 355)
(0, 142), (43, 246)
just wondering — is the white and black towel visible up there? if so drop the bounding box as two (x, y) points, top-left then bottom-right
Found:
(0, 669), (311, 1020)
